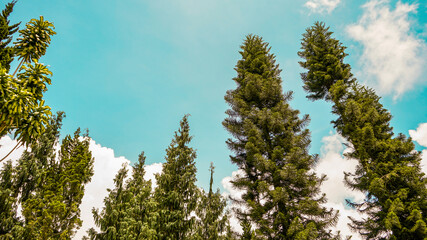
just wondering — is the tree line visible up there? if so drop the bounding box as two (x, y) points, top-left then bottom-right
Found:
(0, 2), (426, 239)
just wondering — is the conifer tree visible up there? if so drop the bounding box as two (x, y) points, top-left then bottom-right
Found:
(223, 34), (338, 239)
(88, 153), (156, 240)
(0, 161), (24, 239)
(299, 22), (427, 239)
(154, 115), (199, 240)
(194, 162), (233, 240)
(89, 165), (133, 239)
(13, 113), (94, 239)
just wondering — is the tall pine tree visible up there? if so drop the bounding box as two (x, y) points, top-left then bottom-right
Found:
(154, 115), (199, 240)
(223, 34), (338, 239)
(299, 22), (427, 239)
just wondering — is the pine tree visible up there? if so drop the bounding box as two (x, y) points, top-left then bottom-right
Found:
(154, 115), (199, 240)
(0, 161), (24, 239)
(13, 113), (94, 239)
(126, 152), (157, 239)
(89, 152), (156, 240)
(298, 22), (353, 101)
(299, 22), (427, 239)
(89, 165), (133, 239)
(223, 34), (338, 239)
(194, 162), (232, 240)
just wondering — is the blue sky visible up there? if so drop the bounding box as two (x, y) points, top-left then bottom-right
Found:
(5, 0), (427, 238)
(9, 0), (427, 190)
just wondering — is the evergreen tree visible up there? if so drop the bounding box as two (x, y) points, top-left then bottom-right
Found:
(298, 22), (353, 101)
(154, 115), (198, 240)
(89, 153), (156, 240)
(194, 162), (232, 240)
(13, 113), (94, 239)
(89, 165), (133, 239)
(126, 152), (157, 239)
(299, 22), (427, 239)
(223, 34), (338, 239)
(0, 1), (19, 71)
(0, 161), (24, 239)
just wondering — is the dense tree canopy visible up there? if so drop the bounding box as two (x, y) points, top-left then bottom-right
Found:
(299, 22), (427, 239)
(223, 34), (338, 239)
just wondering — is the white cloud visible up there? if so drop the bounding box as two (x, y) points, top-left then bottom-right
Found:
(305, 0), (341, 14)
(221, 169), (245, 234)
(0, 136), (25, 168)
(315, 133), (364, 239)
(409, 123), (427, 174)
(409, 123), (427, 147)
(347, 0), (426, 99)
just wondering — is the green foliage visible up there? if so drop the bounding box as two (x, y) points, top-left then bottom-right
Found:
(7, 113), (95, 239)
(298, 22), (354, 101)
(154, 115), (199, 240)
(0, 1), (19, 71)
(0, 4), (56, 160)
(223, 34), (338, 239)
(299, 22), (427, 239)
(194, 163), (234, 240)
(0, 161), (24, 239)
(89, 153), (156, 240)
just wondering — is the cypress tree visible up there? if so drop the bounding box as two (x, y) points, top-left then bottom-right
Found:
(299, 22), (427, 239)
(223, 34), (338, 239)
(154, 115), (198, 240)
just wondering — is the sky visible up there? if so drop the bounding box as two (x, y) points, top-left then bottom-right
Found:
(2, 0), (427, 239)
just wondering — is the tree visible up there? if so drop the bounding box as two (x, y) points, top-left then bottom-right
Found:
(298, 22), (353, 101)
(13, 113), (94, 239)
(299, 22), (427, 239)
(89, 165), (133, 239)
(223, 34), (338, 239)
(0, 1), (56, 161)
(0, 161), (24, 239)
(194, 162), (233, 240)
(0, 1), (19, 72)
(89, 152), (156, 240)
(154, 115), (199, 240)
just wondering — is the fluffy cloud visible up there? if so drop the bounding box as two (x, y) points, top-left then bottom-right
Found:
(409, 123), (427, 174)
(409, 123), (427, 147)
(347, 0), (426, 99)
(305, 0), (341, 14)
(315, 133), (364, 239)
(221, 169), (245, 234)
(0, 136), (25, 168)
